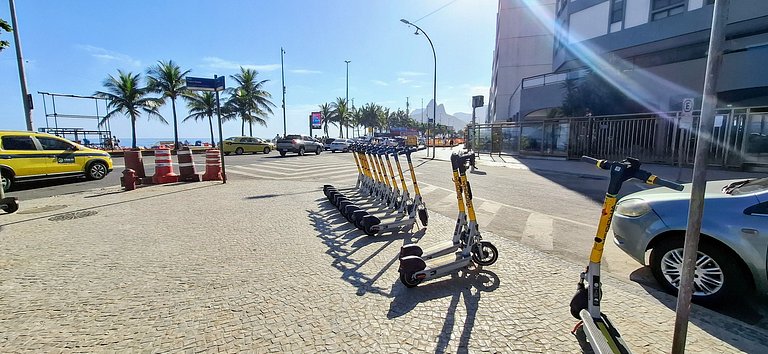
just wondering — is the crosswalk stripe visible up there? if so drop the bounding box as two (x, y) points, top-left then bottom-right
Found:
(233, 164), (356, 177)
(417, 184), (438, 195)
(419, 182), (594, 229)
(520, 212), (555, 251)
(226, 169), (263, 179)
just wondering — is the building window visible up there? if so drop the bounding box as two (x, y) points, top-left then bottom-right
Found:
(651, 0), (686, 21)
(611, 0), (625, 23)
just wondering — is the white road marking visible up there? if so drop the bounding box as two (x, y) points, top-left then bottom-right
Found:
(418, 181), (595, 229)
(520, 212), (555, 250)
(416, 183), (438, 195)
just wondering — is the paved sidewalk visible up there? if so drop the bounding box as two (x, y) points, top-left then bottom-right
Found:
(1, 180), (766, 352)
(421, 145), (764, 182)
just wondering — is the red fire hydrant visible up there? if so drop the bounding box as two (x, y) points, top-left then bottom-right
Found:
(122, 168), (137, 191)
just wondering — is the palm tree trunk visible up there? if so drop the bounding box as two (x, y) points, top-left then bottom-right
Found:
(339, 120), (343, 138)
(208, 114), (215, 146)
(171, 97), (179, 150)
(249, 122), (253, 137)
(241, 118), (245, 136)
(131, 116), (138, 150)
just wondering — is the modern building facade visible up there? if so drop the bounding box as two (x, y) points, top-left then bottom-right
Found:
(483, 0), (768, 168)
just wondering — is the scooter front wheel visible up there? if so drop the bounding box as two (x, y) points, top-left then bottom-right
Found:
(400, 271), (422, 288)
(472, 241), (498, 266)
(418, 208), (429, 226)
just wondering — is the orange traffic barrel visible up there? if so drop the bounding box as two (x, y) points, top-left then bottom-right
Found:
(202, 149), (223, 181)
(151, 149), (180, 184)
(178, 148), (201, 182)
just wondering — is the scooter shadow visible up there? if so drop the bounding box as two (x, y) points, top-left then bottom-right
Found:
(308, 199), (428, 299)
(387, 268), (500, 354)
(387, 267), (500, 319)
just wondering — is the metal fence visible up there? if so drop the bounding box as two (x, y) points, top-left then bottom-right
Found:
(468, 107), (768, 169)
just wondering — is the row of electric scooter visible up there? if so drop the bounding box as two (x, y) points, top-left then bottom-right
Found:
(323, 143), (499, 288)
(323, 143), (428, 237)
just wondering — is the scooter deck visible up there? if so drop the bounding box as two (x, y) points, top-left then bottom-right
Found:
(578, 310), (631, 354)
(425, 251), (467, 269)
(419, 240), (460, 259)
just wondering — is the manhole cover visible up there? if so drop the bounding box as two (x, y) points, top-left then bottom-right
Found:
(17, 205), (69, 214)
(48, 210), (98, 222)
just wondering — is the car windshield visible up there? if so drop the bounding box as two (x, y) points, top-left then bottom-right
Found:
(729, 177), (768, 195)
(285, 135), (301, 140)
(224, 137), (236, 141)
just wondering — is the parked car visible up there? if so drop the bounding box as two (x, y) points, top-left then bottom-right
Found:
(275, 134), (323, 157)
(0, 131), (114, 192)
(222, 136), (274, 155)
(323, 138), (336, 150)
(330, 139), (353, 152)
(612, 178), (768, 306)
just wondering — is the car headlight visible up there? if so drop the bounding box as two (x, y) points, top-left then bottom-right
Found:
(615, 198), (652, 217)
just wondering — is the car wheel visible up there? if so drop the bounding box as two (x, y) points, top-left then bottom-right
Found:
(224, 152), (230, 156)
(235, 147), (244, 155)
(279, 151), (287, 157)
(1, 170), (13, 192)
(86, 161), (108, 180)
(650, 237), (746, 306)
(298, 147), (305, 156)
(315, 147), (322, 155)
(263, 147), (271, 154)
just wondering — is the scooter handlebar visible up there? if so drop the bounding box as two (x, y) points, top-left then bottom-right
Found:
(581, 155), (608, 170)
(638, 172), (685, 191)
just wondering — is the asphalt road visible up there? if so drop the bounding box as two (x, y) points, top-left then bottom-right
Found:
(6, 149), (768, 329)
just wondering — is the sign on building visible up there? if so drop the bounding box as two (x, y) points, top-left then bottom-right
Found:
(680, 98), (694, 129)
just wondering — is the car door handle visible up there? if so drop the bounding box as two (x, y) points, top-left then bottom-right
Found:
(741, 228), (759, 235)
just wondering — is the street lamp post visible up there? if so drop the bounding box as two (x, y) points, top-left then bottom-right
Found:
(400, 19), (436, 159)
(345, 60), (351, 139)
(281, 47), (287, 138)
(9, 0), (33, 131)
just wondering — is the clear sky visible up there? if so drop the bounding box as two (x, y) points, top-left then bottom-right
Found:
(0, 0), (498, 140)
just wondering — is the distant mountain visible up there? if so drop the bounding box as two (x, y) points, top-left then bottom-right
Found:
(408, 99), (471, 131)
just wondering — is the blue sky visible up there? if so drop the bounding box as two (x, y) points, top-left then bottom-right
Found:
(0, 0), (498, 140)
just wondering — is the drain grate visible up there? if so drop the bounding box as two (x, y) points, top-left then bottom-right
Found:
(48, 210), (98, 222)
(17, 205), (69, 214)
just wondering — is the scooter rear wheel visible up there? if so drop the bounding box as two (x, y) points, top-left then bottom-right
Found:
(472, 241), (498, 266)
(399, 271), (422, 288)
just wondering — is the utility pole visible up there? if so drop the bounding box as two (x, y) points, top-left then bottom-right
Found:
(345, 60), (351, 139)
(9, 0), (33, 131)
(281, 47), (287, 138)
(671, 0), (729, 353)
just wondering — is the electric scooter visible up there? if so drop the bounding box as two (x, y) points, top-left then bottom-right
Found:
(569, 156), (683, 354)
(398, 152), (498, 287)
(327, 145), (388, 206)
(345, 147), (413, 227)
(398, 151), (470, 260)
(357, 147), (427, 236)
(333, 146), (397, 213)
(324, 143), (368, 198)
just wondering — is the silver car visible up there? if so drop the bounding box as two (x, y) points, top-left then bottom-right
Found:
(612, 178), (768, 306)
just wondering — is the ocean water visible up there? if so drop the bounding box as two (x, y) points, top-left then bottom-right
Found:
(117, 138), (214, 148)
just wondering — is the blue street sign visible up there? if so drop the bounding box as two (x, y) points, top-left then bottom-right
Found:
(186, 76), (226, 92)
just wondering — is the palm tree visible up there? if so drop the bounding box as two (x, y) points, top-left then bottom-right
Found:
(319, 103), (334, 137)
(0, 19), (11, 52)
(330, 97), (349, 138)
(227, 67), (275, 136)
(183, 91), (217, 146)
(146, 60), (190, 150)
(95, 70), (166, 149)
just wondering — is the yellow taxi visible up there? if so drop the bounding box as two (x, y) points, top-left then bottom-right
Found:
(0, 131), (114, 192)
(222, 136), (275, 155)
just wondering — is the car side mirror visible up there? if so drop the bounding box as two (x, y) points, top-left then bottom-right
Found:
(67, 145), (78, 151)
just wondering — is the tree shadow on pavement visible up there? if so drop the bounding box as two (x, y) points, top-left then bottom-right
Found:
(308, 198), (426, 298)
(387, 267), (500, 353)
(628, 267), (768, 353)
